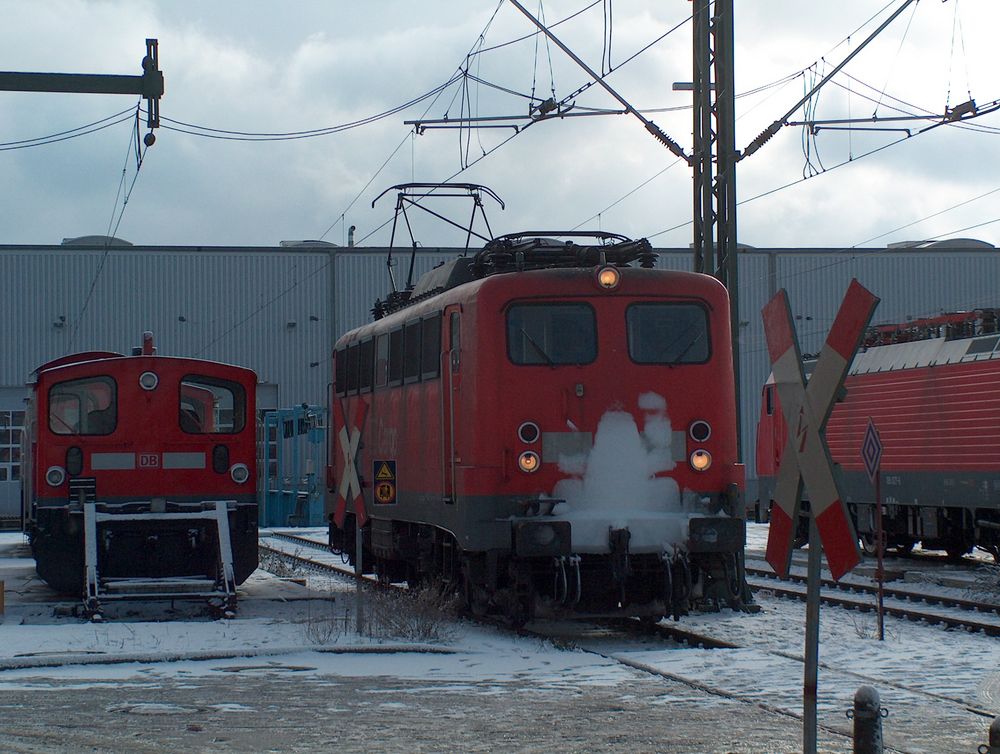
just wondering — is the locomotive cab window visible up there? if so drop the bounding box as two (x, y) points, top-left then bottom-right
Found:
(180, 376), (246, 434)
(48, 376), (117, 435)
(626, 303), (710, 364)
(507, 303), (597, 365)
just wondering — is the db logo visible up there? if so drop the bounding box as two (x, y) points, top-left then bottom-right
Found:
(139, 453), (160, 468)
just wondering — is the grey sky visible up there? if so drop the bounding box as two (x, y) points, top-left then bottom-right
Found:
(1, 1), (998, 249)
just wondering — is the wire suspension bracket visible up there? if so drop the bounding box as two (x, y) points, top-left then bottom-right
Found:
(0, 38), (164, 146)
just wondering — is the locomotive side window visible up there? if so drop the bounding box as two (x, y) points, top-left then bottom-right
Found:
(404, 320), (422, 383)
(334, 347), (347, 396)
(374, 333), (389, 388)
(449, 312), (461, 372)
(388, 327), (404, 386)
(179, 375), (246, 434)
(626, 303), (710, 364)
(421, 313), (442, 380)
(358, 338), (374, 393)
(506, 303), (597, 365)
(346, 343), (361, 394)
(48, 376), (117, 436)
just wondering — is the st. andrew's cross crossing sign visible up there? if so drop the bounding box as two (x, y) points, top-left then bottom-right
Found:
(762, 279), (880, 581)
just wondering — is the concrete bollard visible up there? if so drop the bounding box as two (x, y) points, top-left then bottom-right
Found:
(979, 716), (1000, 754)
(847, 686), (885, 754)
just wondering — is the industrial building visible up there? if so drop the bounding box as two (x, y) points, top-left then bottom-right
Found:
(2, 235), (997, 523)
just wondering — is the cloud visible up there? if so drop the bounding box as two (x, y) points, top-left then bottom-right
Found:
(0, 1), (998, 248)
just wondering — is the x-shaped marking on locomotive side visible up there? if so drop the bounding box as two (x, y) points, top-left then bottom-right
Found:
(763, 279), (879, 581)
(333, 398), (369, 528)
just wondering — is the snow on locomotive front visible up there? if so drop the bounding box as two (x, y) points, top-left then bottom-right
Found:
(329, 234), (746, 621)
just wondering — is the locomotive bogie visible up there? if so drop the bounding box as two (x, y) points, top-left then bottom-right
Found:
(329, 236), (748, 621)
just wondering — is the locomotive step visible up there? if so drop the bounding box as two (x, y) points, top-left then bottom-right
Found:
(99, 577), (221, 596)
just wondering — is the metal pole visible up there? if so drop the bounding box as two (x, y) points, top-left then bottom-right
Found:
(355, 523), (364, 635)
(851, 686), (884, 754)
(981, 716), (1000, 753)
(691, 0), (712, 275)
(804, 513), (821, 754)
(875, 471), (885, 641)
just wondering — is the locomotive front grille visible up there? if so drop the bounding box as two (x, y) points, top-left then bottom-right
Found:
(68, 477), (97, 506)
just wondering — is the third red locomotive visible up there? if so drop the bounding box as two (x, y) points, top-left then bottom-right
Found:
(755, 309), (1000, 560)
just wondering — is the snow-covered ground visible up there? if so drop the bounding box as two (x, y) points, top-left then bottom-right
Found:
(1, 527), (997, 753)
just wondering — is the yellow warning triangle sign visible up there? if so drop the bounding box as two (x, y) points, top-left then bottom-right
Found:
(375, 462), (394, 481)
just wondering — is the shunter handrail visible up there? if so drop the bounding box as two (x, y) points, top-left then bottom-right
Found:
(82, 499), (238, 619)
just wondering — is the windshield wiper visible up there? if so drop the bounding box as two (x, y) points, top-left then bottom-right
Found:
(520, 328), (555, 366)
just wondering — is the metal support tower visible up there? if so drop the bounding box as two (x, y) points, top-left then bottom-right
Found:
(692, 0), (740, 458)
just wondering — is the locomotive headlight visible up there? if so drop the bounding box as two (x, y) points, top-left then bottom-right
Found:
(230, 463), (250, 484)
(46, 465), (66, 487)
(138, 371), (159, 390)
(517, 421), (540, 444)
(518, 451), (541, 473)
(689, 420), (712, 442)
(689, 449), (712, 472)
(595, 266), (621, 290)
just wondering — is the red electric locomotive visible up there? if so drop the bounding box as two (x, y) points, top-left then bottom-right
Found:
(329, 232), (746, 622)
(22, 333), (259, 616)
(755, 309), (1000, 560)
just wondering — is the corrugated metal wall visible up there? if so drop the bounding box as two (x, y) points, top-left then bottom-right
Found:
(3, 242), (998, 495)
(0, 246), (333, 407)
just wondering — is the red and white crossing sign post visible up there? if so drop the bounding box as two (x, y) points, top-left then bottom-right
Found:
(762, 279), (879, 754)
(763, 279), (879, 579)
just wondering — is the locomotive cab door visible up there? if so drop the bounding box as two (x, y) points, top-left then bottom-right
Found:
(441, 306), (462, 503)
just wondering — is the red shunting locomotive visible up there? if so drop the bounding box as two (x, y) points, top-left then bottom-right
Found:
(329, 232), (747, 622)
(23, 332), (259, 615)
(755, 309), (1000, 560)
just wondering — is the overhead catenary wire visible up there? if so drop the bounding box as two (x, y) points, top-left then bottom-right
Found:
(0, 107), (136, 152)
(69, 104), (150, 349)
(154, 75), (463, 142)
(201, 1), (521, 355)
(197, 0), (1000, 356)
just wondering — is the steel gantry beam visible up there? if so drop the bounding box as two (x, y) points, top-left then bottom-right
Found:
(0, 39), (164, 131)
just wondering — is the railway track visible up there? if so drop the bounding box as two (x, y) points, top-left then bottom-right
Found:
(746, 566), (1000, 636)
(258, 531), (358, 582)
(262, 532), (1000, 635)
(746, 562), (1000, 614)
(256, 534), (995, 751)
